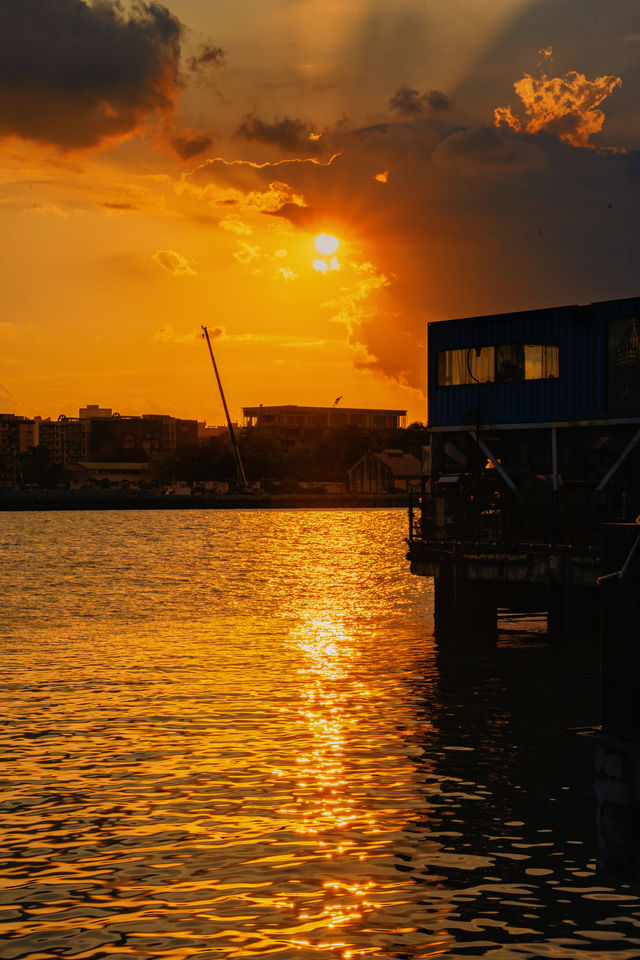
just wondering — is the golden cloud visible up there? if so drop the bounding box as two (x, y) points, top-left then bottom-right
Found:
(233, 242), (261, 264)
(30, 202), (68, 216)
(152, 249), (196, 276)
(322, 262), (390, 338)
(277, 266), (297, 280)
(245, 182), (306, 213)
(218, 216), (252, 235)
(191, 154), (340, 176)
(495, 68), (623, 150)
(179, 166), (308, 218)
(152, 326), (200, 345)
(186, 155), (340, 200)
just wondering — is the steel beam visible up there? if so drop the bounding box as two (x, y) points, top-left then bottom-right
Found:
(595, 427), (640, 493)
(468, 430), (518, 491)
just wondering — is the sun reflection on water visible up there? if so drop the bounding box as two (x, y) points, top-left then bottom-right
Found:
(280, 566), (390, 953)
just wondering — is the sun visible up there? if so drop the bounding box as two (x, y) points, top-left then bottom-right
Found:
(314, 233), (339, 256)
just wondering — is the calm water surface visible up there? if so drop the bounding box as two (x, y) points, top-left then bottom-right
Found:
(1, 509), (639, 959)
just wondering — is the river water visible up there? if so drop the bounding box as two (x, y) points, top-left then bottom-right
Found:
(1, 508), (639, 959)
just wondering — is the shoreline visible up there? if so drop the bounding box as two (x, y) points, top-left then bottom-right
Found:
(0, 490), (410, 512)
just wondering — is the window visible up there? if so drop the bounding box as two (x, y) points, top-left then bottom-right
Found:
(437, 342), (558, 386)
(608, 316), (640, 409)
(523, 343), (559, 380)
(495, 344), (524, 382)
(437, 347), (494, 385)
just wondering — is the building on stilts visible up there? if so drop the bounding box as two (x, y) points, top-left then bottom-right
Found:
(407, 296), (640, 637)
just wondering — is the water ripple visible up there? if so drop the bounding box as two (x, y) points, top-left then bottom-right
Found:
(0, 510), (638, 958)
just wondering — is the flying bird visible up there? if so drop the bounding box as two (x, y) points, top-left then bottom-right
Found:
(333, 396), (343, 406)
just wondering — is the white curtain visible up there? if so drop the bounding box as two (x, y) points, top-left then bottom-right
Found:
(439, 347), (493, 384)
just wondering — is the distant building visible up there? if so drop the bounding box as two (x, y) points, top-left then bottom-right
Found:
(173, 416), (199, 449)
(38, 418), (90, 465)
(242, 404), (406, 431)
(0, 411), (197, 473)
(0, 407), (198, 489)
(76, 461), (149, 485)
(0, 414), (26, 454)
(79, 404), (112, 419)
(197, 422), (234, 441)
(0, 414), (30, 480)
(88, 415), (197, 462)
(348, 449), (422, 493)
(19, 419), (39, 451)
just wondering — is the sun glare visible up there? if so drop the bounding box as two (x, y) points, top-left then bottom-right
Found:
(315, 233), (339, 255)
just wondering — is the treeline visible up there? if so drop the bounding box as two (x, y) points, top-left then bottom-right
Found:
(12, 445), (68, 489)
(152, 423), (429, 485)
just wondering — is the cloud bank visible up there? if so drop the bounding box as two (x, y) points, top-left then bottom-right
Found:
(190, 80), (638, 393)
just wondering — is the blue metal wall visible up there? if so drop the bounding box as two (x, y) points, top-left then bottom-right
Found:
(428, 297), (640, 427)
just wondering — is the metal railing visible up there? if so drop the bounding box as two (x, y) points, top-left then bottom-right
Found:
(409, 484), (639, 550)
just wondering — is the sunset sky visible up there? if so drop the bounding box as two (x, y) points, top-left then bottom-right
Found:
(1, 0), (638, 425)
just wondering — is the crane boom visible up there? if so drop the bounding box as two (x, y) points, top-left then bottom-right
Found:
(201, 325), (248, 490)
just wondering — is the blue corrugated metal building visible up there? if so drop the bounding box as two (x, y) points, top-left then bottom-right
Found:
(428, 296), (640, 428)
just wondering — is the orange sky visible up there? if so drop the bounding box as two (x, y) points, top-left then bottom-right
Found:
(1, 0), (638, 425)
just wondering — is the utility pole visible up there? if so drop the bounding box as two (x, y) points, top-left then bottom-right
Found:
(201, 326), (248, 490)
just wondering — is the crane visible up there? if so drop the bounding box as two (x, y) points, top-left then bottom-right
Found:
(201, 325), (248, 490)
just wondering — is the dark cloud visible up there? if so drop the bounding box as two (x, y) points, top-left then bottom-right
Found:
(103, 201), (136, 210)
(388, 86), (452, 117)
(169, 126), (215, 160)
(432, 126), (545, 175)
(235, 114), (321, 153)
(625, 151), (640, 180)
(0, 0), (182, 150)
(188, 43), (225, 77)
(267, 202), (327, 229)
(427, 90), (452, 112)
(354, 325), (424, 386)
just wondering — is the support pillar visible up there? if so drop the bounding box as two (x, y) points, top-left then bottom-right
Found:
(547, 585), (600, 640)
(596, 524), (640, 878)
(547, 583), (565, 639)
(434, 565), (497, 640)
(595, 736), (640, 879)
(434, 563), (455, 633)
